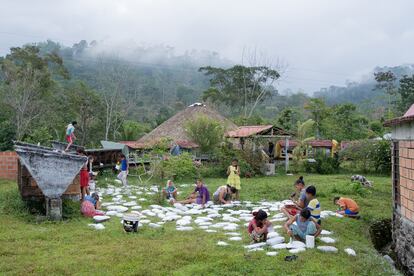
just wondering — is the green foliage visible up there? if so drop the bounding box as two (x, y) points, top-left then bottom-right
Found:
(213, 147), (256, 177)
(304, 153), (340, 175)
(23, 126), (53, 146)
(0, 120), (15, 150)
(292, 119), (315, 171)
(161, 152), (196, 180)
(275, 107), (302, 132)
(199, 65), (279, 117)
(330, 181), (370, 197)
(339, 139), (391, 174)
(0, 45), (68, 140)
(120, 120), (149, 141)
(185, 115), (224, 153)
(398, 74), (414, 113)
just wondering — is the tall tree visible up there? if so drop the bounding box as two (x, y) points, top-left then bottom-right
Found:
(0, 46), (68, 140)
(304, 98), (330, 139)
(374, 70), (398, 118)
(199, 65), (279, 119)
(398, 75), (414, 113)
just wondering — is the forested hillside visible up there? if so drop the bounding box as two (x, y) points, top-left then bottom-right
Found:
(1, 40), (413, 149)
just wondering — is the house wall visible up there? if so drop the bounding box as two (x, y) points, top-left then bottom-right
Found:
(0, 151), (18, 181)
(391, 122), (414, 273)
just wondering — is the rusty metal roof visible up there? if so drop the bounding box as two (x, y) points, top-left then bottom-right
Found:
(384, 104), (414, 127)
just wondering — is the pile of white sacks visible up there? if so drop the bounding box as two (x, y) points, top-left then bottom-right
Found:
(87, 183), (356, 257)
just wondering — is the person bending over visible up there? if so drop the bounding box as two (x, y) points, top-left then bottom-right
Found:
(213, 184), (237, 205)
(248, 209), (272, 243)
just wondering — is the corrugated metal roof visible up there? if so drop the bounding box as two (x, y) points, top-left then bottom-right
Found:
(384, 104), (414, 127)
(226, 125), (274, 138)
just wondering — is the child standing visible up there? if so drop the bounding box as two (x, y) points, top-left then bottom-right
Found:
(162, 180), (177, 202)
(305, 185), (321, 225)
(117, 154), (129, 187)
(65, 121), (77, 152)
(227, 159), (241, 200)
(77, 149), (90, 201)
(248, 209), (272, 243)
(284, 209), (321, 242)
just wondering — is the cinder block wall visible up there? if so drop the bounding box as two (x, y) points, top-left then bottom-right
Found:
(393, 140), (414, 274)
(0, 151), (18, 181)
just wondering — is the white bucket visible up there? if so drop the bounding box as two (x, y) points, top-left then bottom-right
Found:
(123, 213), (140, 232)
(306, 235), (315, 248)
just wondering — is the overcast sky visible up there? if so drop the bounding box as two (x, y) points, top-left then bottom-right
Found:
(1, 0), (413, 93)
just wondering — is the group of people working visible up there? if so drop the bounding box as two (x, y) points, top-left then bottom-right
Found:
(248, 176), (360, 243)
(68, 118), (360, 243)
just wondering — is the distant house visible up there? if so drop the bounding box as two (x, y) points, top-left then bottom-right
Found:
(275, 139), (339, 159)
(384, 104), (414, 275)
(132, 103), (237, 150)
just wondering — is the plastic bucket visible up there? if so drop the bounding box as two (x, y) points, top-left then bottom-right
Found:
(123, 213), (139, 233)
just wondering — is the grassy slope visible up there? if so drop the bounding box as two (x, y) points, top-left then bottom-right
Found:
(0, 174), (398, 276)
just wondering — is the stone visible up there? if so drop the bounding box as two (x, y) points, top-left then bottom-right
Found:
(217, 241), (228, 246)
(229, 237), (242, 241)
(266, 237), (285, 246)
(266, 251), (278, 256)
(148, 223), (162, 228)
(272, 243), (288, 249)
(123, 201), (137, 207)
(344, 248), (356, 256)
(320, 237), (336, 244)
(223, 225), (238, 231)
(267, 232), (280, 239)
(248, 248), (264, 252)
(289, 247), (306, 254)
(140, 219), (151, 224)
(105, 211), (118, 216)
(93, 215), (110, 223)
(225, 232), (241, 236)
(321, 230), (332, 235)
(88, 223), (105, 230)
(286, 241), (306, 249)
(176, 226), (194, 231)
(317, 246), (338, 253)
(106, 205), (129, 212)
(244, 242), (266, 250)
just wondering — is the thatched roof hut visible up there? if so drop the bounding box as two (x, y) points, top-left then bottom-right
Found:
(135, 103), (237, 149)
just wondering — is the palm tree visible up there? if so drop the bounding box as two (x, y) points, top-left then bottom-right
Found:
(292, 119), (315, 169)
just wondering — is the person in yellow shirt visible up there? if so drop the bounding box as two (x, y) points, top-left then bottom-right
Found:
(227, 159), (241, 200)
(334, 196), (360, 218)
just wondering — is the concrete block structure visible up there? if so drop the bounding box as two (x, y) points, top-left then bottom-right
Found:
(384, 104), (414, 274)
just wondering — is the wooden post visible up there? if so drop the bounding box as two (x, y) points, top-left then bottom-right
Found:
(285, 137), (289, 173)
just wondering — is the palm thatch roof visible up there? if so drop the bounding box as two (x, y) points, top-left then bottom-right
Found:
(136, 103), (238, 149)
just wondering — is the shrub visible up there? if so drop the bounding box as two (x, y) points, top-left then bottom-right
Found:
(185, 115), (224, 153)
(339, 139), (391, 174)
(161, 152), (196, 180)
(304, 153), (340, 174)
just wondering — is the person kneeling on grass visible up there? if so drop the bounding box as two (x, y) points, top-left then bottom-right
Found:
(248, 209), (272, 243)
(179, 179), (210, 208)
(281, 176), (309, 219)
(333, 196), (360, 218)
(81, 193), (104, 217)
(213, 184), (237, 205)
(284, 209), (321, 242)
(162, 180), (177, 202)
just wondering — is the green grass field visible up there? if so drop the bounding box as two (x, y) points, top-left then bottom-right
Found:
(0, 174), (399, 275)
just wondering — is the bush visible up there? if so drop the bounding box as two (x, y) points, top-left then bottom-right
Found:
(213, 147), (256, 177)
(304, 153), (340, 174)
(339, 139), (391, 174)
(161, 152), (196, 180)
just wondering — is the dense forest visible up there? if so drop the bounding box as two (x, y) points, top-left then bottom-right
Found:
(0, 40), (413, 150)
